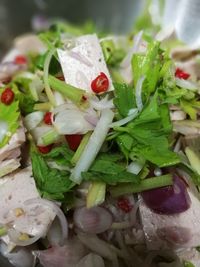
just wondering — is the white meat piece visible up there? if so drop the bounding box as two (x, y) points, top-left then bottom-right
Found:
(57, 34), (114, 93)
(139, 191), (200, 250)
(0, 126), (25, 162)
(0, 168), (55, 239)
(0, 158), (21, 178)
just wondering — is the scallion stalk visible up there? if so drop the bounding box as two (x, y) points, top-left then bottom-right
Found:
(34, 102), (52, 111)
(110, 174), (173, 197)
(48, 75), (85, 105)
(86, 181), (106, 208)
(41, 129), (59, 145)
(71, 132), (92, 165)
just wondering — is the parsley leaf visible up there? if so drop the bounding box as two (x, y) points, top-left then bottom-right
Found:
(31, 148), (74, 201)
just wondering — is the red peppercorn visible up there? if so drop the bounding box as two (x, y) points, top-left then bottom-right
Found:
(65, 134), (83, 151)
(14, 55), (27, 65)
(175, 68), (190, 80)
(1, 88), (15, 105)
(117, 197), (133, 213)
(38, 144), (53, 154)
(56, 75), (65, 81)
(44, 112), (53, 125)
(91, 72), (109, 94)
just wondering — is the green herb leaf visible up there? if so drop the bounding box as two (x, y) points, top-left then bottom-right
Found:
(0, 98), (20, 148)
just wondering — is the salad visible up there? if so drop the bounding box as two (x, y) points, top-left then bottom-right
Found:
(0, 20), (200, 267)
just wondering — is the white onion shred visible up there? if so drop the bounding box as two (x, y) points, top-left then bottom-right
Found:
(70, 109), (114, 183)
(175, 77), (198, 90)
(53, 109), (94, 135)
(24, 111), (44, 131)
(90, 95), (114, 111)
(110, 109), (138, 128)
(0, 121), (8, 143)
(121, 31), (143, 68)
(24, 198), (68, 245)
(127, 160), (144, 175)
(135, 76), (145, 112)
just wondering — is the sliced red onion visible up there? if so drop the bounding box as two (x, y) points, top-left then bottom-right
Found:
(34, 238), (87, 267)
(141, 174), (191, 215)
(76, 253), (105, 267)
(157, 226), (191, 245)
(0, 242), (34, 267)
(0, 62), (25, 81)
(173, 120), (200, 135)
(74, 206), (113, 234)
(77, 233), (119, 267)
(24, 198), (68, 245)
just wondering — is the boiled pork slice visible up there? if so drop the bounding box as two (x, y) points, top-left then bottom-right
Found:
(139, 191), (200, 250)
(0, 168), (55, 247)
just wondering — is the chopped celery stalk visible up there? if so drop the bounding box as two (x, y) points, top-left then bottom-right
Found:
(29, 84), (39, 101)
(71, 132), (92, 165)
(87, 181), (106, 208)
(185, 147), (200, 175)
(0, 226), (7, 237)
(48, 75), (85, 105)
(184, 261), (195, 267)
(34, 102), (52, 111)
(44, 49), (56, 106)
(101, 39), (115, 62)
(41, 129), (59, 145)
(110, 174), (173, 197)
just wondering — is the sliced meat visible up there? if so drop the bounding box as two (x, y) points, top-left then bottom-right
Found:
(0, 158), (21, 178)
(0, 168), (55, 240)
(139, 191), (200, 250)
(0, 126), (25, 162)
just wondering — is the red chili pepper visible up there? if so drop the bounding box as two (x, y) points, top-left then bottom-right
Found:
(65, 134), (83, 151)
(91, 72), (109, 94)
(44, 112), (53, 125)
(175, 68), (190, 80)
(56, 75), (65, 81)
(14, 55), (27, 65)
(1, 88), (15, 105)
(82, 95), (87, 101)
(37, 144), (53, 154)
(117, 197), (133, 213)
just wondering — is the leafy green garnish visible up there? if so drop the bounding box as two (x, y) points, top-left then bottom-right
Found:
(113, 83), (135, 117)
(183, 261), (195, 267)
(82, 152), (140, 185)
(0, 99), (20, 148)
(114, 93), (180, 167)
(31, 146), (74, 201)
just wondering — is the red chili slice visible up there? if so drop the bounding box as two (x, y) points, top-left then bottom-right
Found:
(91, 72), (109, 94)
(117, 197), (133, 213)
(175, 68), (190, 80)
(14, 55), (27, 65)
(1, 88), (15, 105)
(65, 134), (83, 151)
(44, 112), (53, 125)
(37, 144), (53, 154)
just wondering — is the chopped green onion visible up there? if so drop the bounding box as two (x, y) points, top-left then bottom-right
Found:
(185, 147), (200, 175)
(87, 181), (106, 208)
(101, 39), (115, 62)
(43, 49), (56, 106)
(34, 102), (52, 111)
(41, 129), (59, 145)
(0, 226), (7, 237)
(48, 75), (85, 105)
(71, 132), (92, 165)
(110, 174), (173, 197)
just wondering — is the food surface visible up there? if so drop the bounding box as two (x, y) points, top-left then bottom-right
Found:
(0, 20), (200, 267)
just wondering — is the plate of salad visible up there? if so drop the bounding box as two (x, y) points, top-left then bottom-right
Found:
(0, 20), (200, 267)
